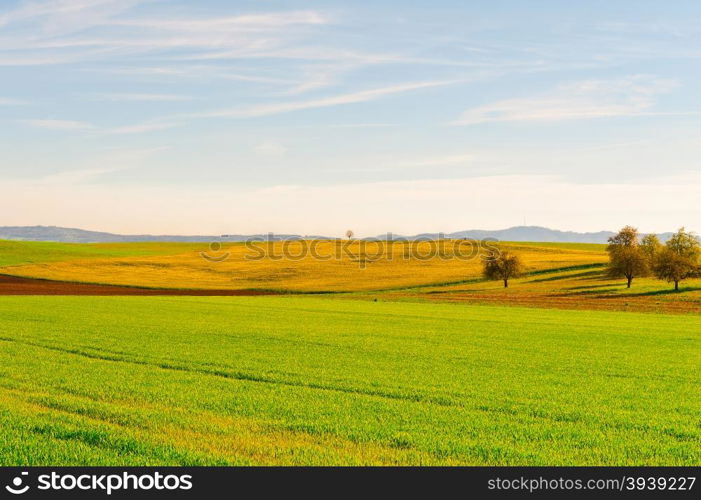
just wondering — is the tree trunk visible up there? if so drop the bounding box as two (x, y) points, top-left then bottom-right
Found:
(626, 276), (632, 288)
(503, 279), (508, 288)
(675, 280), (679, 291)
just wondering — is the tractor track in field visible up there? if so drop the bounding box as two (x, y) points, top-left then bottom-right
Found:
(0, 274), (278, 296)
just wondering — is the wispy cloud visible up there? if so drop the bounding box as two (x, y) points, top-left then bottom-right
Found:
(38, 166), (128, 184)
(190, 80), (457, 119)
(109, 11), (327, 30)
(33, 146), (168, 185)
(253, 141), (288, 156)
(326, 123), (397, 129)
(91, 93), (193, 102)
(0, 3), (331, 61)
(0, 97), (26, 105)
(21, 117), (178, 134)
(454, 75), (678, 125)
(0, 0), (146, 35)
(0, 0), (117, 26)
(97, 65), (297, 86)
(23, 118), (96, 130)
(96, 64), (352, 96)
(331, 153), (475, 173)
(0, 1), (363, 99)
(386, 154), (474, 169)
(279, 62), (358, 95)
(103, 121), (179, 134)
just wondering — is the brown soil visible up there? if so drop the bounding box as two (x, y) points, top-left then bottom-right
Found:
(0, 274), (278, 296)
(378, 290), (701, 315)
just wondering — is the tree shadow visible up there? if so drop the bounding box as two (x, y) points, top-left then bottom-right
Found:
(565, 283), (620, 291)
(616, 286), (701, 297)
(528, 270), (604, 283)
(564, 288), (621, 296)
(527, 263), (606, 277)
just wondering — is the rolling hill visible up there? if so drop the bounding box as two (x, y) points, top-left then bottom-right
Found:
(0, 225), (675, 243)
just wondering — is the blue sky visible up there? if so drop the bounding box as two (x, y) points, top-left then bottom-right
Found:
(2, 0), (700, 236)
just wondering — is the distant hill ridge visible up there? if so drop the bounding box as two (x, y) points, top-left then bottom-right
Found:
(0, 225), (676, 244)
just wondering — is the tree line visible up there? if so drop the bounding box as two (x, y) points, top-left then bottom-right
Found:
(481, 226), (701, 291)
(607, 226), (700, 291)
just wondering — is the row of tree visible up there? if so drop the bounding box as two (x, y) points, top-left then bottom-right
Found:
(607, 226), (701, 291)
(481, 226), (701, 290)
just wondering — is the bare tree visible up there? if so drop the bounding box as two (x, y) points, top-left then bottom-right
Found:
(653, 227), (701, 291)
(606, 226), (649, 288)
(483, 250), (524, 288)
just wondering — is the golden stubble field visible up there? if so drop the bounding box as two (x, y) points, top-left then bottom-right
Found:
(1, 240), (606, 292)
(1, 239), (699, 313)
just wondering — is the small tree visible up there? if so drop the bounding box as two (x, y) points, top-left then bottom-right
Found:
(606, 226), (649, 288)
(608, 225), (639, 246)
(483, 250), (524, 288)
(653, 227), (700, 291)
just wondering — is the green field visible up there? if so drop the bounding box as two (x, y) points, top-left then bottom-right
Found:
(0, 240), (198, 267)
(1, 295), (698, 465)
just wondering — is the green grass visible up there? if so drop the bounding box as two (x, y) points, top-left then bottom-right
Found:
(0, 295), (698, 465)
(0, 240), (200, 267)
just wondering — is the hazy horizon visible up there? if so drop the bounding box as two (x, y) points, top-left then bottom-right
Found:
(2, 0), (700, 236)
(0, 223), (690, 240)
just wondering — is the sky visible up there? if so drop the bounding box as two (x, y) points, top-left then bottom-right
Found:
(1, 0), (700, 237)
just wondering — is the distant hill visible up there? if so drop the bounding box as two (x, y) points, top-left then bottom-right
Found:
(403, 226), (674, 243)
(0, 226), (242, 243)
(406, 226), (614, 243)
(0, 225), (675, 244)
(450, 226), (616, 243)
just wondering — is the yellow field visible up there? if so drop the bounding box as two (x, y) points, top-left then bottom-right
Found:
(2, 239), (699, 313)
(1, 240), (607, 292)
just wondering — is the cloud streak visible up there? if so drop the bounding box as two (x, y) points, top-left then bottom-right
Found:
(454, 75), (678, 125)
(189, 80), (457, 119)
(92, 93), (193, 102)
(23, 119), (96, 130)
(103, 121), (179, 134)
(28, 146), (169, 185)
(0, 97), (27, 105)
(109, 11), (327, 31)
(21, 118), (178, 134)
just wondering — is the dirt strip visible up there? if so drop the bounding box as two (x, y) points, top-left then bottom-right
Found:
(0, 274), (278, 296)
